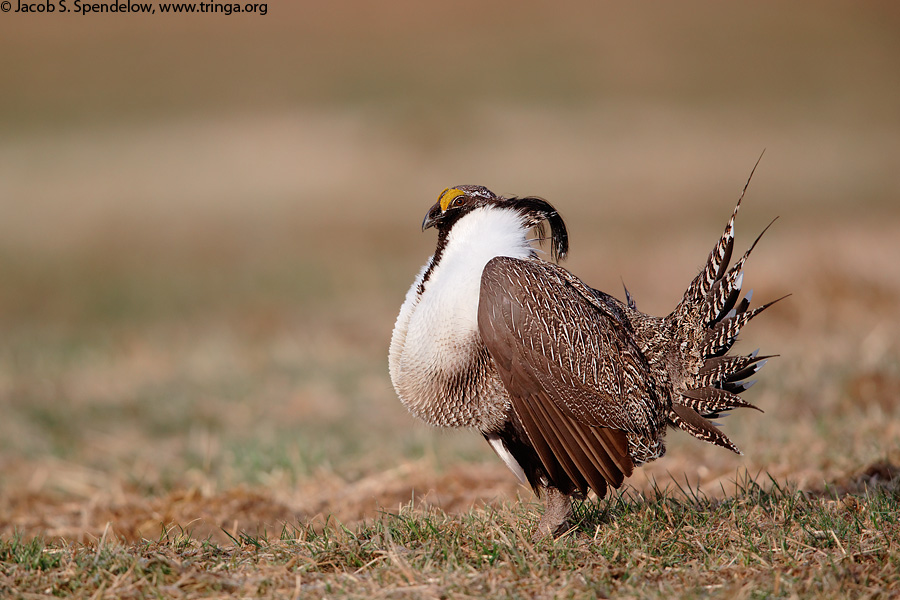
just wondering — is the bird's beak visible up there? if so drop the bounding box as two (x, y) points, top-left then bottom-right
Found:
(422, 202), (442, 231)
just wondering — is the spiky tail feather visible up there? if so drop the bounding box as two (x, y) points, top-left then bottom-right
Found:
(668, 157), (784, 453)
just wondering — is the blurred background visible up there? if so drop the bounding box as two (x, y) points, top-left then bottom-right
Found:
(1, 1), (898, 541)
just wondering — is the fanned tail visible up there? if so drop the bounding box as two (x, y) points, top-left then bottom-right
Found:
(667, 155), (782, 454)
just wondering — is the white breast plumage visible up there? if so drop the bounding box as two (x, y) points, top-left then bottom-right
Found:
(388, 206), (536, 429)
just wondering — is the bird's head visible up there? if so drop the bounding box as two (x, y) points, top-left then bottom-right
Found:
(422, 185), (569, 261)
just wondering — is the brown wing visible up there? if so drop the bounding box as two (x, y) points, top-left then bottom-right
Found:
(478, 257), (667, 495)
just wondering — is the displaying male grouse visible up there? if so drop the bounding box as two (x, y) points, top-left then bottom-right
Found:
(389, 178), (779, 536)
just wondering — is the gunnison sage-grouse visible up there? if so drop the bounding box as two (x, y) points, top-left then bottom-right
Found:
(388, 172), (781, 537)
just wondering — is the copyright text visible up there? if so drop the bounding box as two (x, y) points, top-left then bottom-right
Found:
(1, 0), (267, 15)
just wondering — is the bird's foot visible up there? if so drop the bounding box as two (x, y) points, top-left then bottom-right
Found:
(532, 486), (574, 540)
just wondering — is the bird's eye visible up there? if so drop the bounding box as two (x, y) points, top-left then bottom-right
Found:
(453, 196), (465, 207)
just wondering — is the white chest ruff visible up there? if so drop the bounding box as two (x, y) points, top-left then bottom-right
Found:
(389, 207), (536, 430)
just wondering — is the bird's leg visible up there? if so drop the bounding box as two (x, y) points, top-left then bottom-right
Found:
(533, 485), (573, 539)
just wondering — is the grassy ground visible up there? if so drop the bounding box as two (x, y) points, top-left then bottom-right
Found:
(3, 476), (899, 598)
(2, 1), (900, 597)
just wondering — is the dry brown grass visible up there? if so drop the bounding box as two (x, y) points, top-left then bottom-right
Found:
(1, 1), (900, 597)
